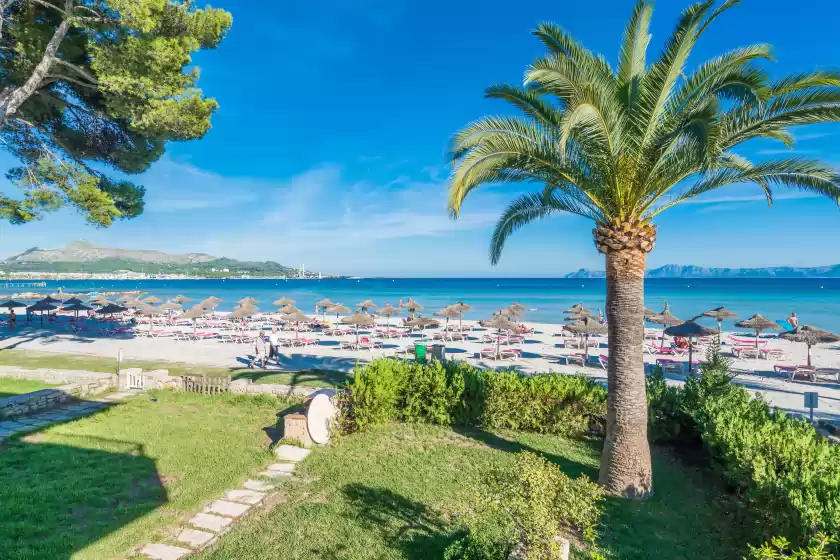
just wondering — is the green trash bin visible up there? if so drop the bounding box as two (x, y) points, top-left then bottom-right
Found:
(414, 343), (427, 364)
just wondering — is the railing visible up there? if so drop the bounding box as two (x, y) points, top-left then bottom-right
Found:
(127, 371), (145, 390)
(182, 375), (231, 395)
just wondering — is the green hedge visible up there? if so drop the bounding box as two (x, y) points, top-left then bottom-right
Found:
(340, 358), (607, 436)
(647, 344), (840, 545)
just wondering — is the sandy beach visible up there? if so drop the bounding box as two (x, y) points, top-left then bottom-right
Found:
(2, 316), (838, 424)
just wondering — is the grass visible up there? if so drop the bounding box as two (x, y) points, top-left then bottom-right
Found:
(0, 349), (349, 388)
(194, 423), (753, 560)
(0, 389), (295, 560)
(0, 376), (61, 397)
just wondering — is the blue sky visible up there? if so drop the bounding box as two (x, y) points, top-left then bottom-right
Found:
(2, 0), (840, 277)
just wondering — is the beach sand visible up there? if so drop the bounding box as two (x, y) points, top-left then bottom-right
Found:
(1, 318), (838, 423)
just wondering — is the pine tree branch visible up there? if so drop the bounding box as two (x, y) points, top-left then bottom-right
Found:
(50, 58), (99, 85)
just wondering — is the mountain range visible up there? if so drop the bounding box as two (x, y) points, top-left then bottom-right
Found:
(564, 264), (840, 279)
(1, 241), (324, 277)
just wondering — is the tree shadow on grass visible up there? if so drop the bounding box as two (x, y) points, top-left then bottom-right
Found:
(341, 483), (457, 559)
(450, 426), (599, 480)
(0, 436), (166, 559)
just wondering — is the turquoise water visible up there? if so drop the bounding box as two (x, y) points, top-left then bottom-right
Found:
(1, 278), (838, 332)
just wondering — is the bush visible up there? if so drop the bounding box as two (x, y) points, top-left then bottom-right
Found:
(341, 358), (606, 436)
(480, 451), (604, 559)
(747, 534), (838, 559)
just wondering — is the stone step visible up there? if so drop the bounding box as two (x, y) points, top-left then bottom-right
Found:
(273, 445), (311, 462)
(259, 470), (294, 479)
(243, 479), (272, 492)
(177, 528), (216, 548)
(266, 463), (296, 474)
(204, 499), (250, 518)
(224, 489), (266, 505)
(189, 512), (233, 533)
(139, 543), (191, 560)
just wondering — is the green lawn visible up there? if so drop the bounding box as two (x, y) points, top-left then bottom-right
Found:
(0, 349), (348, 388)
(0, 389), (294, 560)
(0, 376), (61, 397)
(195, 423), (752, 560)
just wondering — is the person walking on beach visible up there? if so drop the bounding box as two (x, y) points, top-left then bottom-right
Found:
(787, 312), (799, 331)
(9, 310), (15, 329)
(268, 327), (280, 363)
(251, 333), (268, 369)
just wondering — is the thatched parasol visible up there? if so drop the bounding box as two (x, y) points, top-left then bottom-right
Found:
(341, 312), (376, 344)
(702, 306), (739, 333)
(434, 306), (462, 328)
(63, 297), (85, 306)
(143, 296), (163, 305)
(117, 295), (136, 303)
(405, 316), (440, 330)
(566, 317), (608, 361)
(27, 300), (57, 326)
(229, 307), (258, 320)
(96, 303), (127, 315)
(564, 312), (593, 323)
(404, 298), (423, 320)
(378, 303), (401, 328)
(450, 302), (472, 330)
(39, 295), (60, 304)
(238, 296), (259, 306)
(279, 310), (310, 338)
(326, 304), (351, 320)
(479, 316), (519, 359)
(779, 325), (840, 367)
(273, 297), (295, 307)
(63, 302), (92, 319)
(356, 300), (378, 314)
(173, 295), (192, 304)
(0, 300), (26, 309)
(134, 304), (161, 331)
(495, 306), (524, 320)
(159, 301), (182, 311)
(278, 304), (301, 315)
(509, 302), (527, 312)
(181, 308), (208, 320)
(735, 314), (781, 349)
(647, 302), (681, 347)
(315, 298), (335, 321)
(664, 321), (717, 372)
(234, 302), (259, 312)
(564, 303), (590, 315)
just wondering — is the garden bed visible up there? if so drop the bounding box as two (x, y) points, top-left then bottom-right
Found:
(0, 389), (293, 560)
(194, 423), (752, 560)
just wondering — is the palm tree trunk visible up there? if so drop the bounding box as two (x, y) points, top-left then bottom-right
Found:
(599, 246), (653, 499)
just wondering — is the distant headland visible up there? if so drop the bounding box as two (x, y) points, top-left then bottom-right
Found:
(0, 240), (337, 280)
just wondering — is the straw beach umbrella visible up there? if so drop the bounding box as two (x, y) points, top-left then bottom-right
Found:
(356, 300), (378, 314)
(702, 306), (739, 333)
(27, 300), (57, 326)
(378, 303), (401, 328)
(564, 303), (590, 315)
(238, 296), (259, 306)
(451, 302), (472, 330)
(173, 295), (192, 305)
(0, 300), (26, 310)
(779, 325), (840, 368)
(434, 306), (462, 329)
(315, 298), (335, 321)
(566, 317), (608, 361)
(404, 298), (423, 320)
(143, 296), (163, 305)
(479, 315), (518, 359)
(181, 307), (209, 334)
(341, 312), (375, 345)
(134, 304), (161, 331)
(405, 316), (439, 330)
(63, 302), (92, 319)
(273, 297), (295, 307)
(281, 310), (310, 339)
(647, 302), (681, 347)
(325, 304), (350, 320)
(664, 321), (717, 373)
(735, 314), (781, 349)
(159, 301), (181, 311)
(117, 294), (136, 303)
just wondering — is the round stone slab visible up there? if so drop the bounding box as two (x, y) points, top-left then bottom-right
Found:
(307, 393), (337, 444)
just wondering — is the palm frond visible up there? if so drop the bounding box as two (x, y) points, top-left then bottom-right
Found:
(617, 0), (653, 105)
(485, 84), (564, 129)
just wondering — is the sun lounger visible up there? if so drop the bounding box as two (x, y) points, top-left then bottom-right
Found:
(446, 332), (466, 341)
(656, 358), (684, 374)
(645, 344), (675, 355)
(732, 346), (760, 359)
(357, 337), (382, 351)
(340, 340), (357, 351)
(558, 353), (587, 366)
(479, 348), (499, 360)
(500, 348), (521, 361)
(763, 348), (788, 361)
(598, 354), (609, 370)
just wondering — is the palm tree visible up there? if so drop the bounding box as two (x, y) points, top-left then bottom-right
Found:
(447, 0), (840, 499)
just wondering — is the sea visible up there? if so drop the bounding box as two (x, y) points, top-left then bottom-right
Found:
(1, 277), (838, 332)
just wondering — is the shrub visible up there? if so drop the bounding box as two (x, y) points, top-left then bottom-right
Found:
(341, 358), (606, 436)
(747, 534), (838, 559)
(479, 451), (604, 559)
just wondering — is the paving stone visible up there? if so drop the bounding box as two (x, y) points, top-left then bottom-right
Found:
(205, 499), (250, 518)
(188, 512), (232, 533)
(267, 462), (296, 473)
(274, 444), (311, 462)
(139, 543), (191, 560)
(177, 528), (216, 547)
(224, 489), (266, 505)
(259, 470), (294, 479)
(243, 479), (272, 492)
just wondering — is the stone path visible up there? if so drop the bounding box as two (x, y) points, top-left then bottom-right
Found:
(0, 390), (138, 440)
(138, 444), (312, 560)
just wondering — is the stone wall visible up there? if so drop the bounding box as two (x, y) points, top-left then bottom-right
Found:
(0, 366), (112, 385)
(0, 378), (114, 419)
(229, 378), (319, 398)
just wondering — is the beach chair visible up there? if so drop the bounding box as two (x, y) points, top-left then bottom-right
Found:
(358, 337), (382, 351)
(764, 348), (788, 361)
(446, 331), (466, 342)
(646, 344), (675, 355)
(733, 346), (760, 359)
(559, 353), (587, 366)
(479, 348), (500, 360)
(815, 368), (840, 382)
(340, 340), (357, 351)
(598, 355), (609, 370)
(656, 358), (684, 374)
(500, 348), (521, 361)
